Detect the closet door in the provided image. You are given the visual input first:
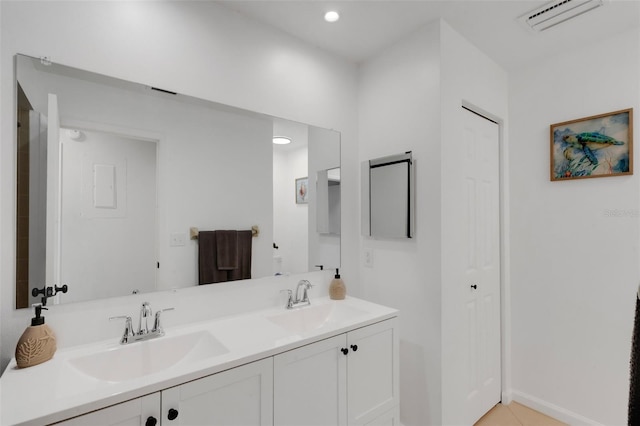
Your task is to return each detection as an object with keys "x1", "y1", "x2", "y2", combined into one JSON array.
[{"x1": 443, "y1": 107, "x2": 501, "y2": 425}]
